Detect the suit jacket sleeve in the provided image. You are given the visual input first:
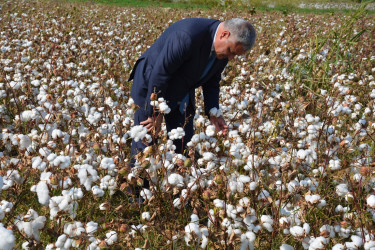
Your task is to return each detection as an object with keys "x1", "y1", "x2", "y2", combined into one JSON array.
[
  {"x1": 145, "y1": 31, "x2": 192, "y2": 117},
  {"x1": 203, "y1": 70, "x2": 221, "y2": 117}
]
